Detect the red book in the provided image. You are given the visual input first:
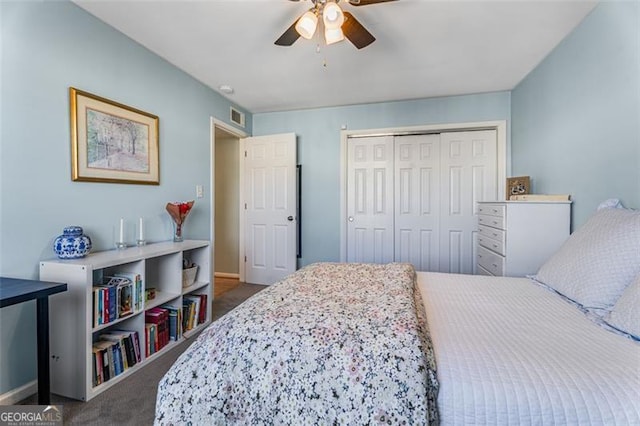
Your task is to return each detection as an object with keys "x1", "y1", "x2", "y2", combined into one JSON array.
[
  {"x1": 145, "y1": 311, "x2": 162, "y2": 351},
  {"x1": 103, "y1": 287, "x2": 110, "y2": 323},
  {"x1": 198, "y1": 294, "x2": 208, "y2": 324},
  {"x1": 146, "y1": 307, "x2": 169, "y2": 349}
]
